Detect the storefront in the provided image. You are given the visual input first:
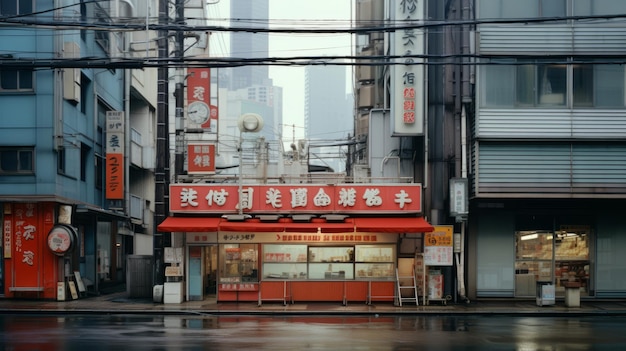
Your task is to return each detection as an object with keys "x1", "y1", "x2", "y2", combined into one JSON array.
[
  {"x1": 471, "y1": 199, "x2": 626, "y2": 299},
  {"x1": 158, "y1": 183, "x2": 434, "y2": 303}
]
